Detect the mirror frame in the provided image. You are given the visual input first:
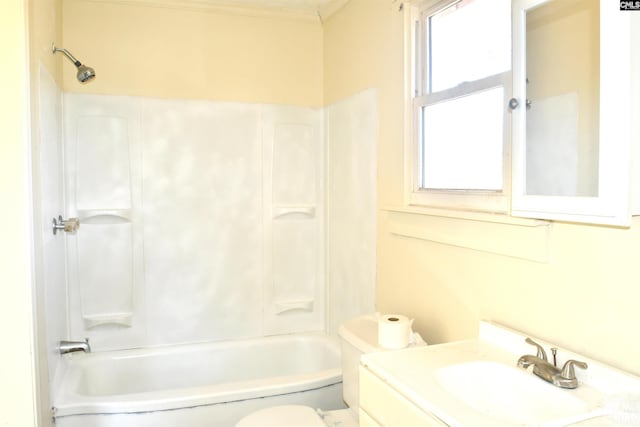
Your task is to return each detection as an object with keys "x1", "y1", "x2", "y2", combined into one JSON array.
[{"x1": 511, "y1": 0, "x2": 632, "y2": 226}]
